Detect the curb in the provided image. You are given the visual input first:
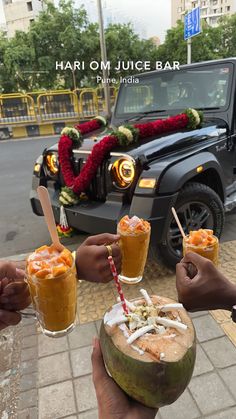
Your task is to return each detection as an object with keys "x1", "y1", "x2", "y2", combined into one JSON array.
[
  {"x1": 0, "y1": 119, "x2": 80, "y2": 140},
  {"x1": 0, "y1": 253, "x2": 28, "y2": 262}
]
